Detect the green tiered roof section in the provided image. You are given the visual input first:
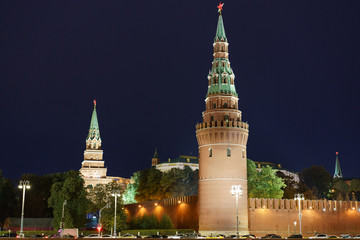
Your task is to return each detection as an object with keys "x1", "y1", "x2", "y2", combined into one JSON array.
[
  {"x1": 87, "y1": 104, "x2": 101, "y2": 141},
  {"x1": 207, "y1": 14, "x2": 238, "y2": 97}
]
